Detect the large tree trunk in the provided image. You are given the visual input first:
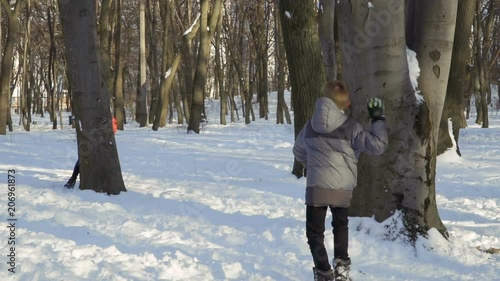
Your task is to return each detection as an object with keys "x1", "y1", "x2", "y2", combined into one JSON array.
[
  {"x1": 187, "y1": 0, "x2": 222, "y2": 133},
  {"x1": 59, "y1": 0, "x2": 126, "y2": 195},
  {"x1": 317, "y1": 0, "x2": 337, "y2": 81},
  {"x1": 279, "y1": 0, "x2": 326, "y2": 177},
  {"x1": 437, "y1": 0, "x2": 476, "y2": 156},
  {"x1": 0, "y1": 0, "x2": 24, "y2": 135},
  {"x1": 136, "y1": 0, "x2": 148, "y2": 127},
  {"x1": 339, "y1": 0, "x2": 456, "y2": 239},
  {"x1": 412, "y1": 0, "x2": 457, "y2": 235}
]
